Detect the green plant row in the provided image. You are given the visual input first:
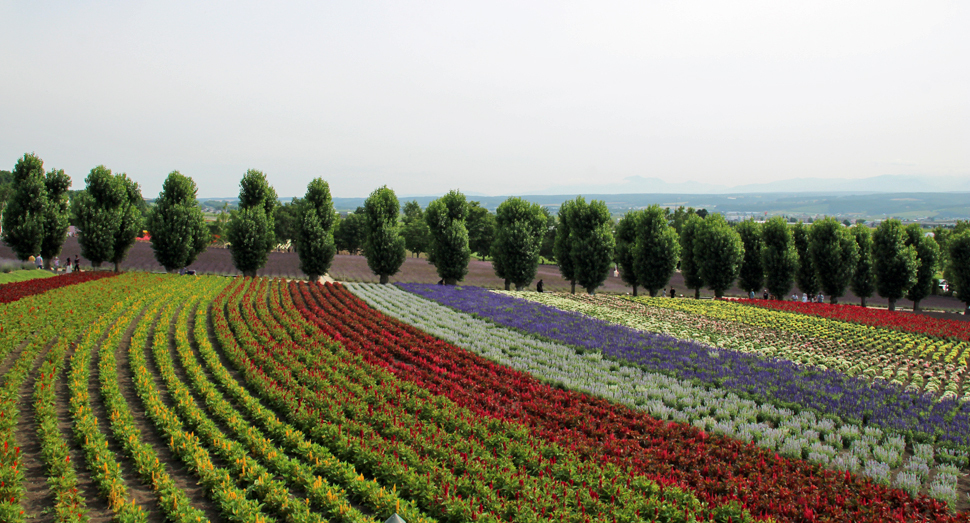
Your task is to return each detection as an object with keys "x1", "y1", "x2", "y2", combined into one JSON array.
[
  {"x1": 34, "y1": 336, "x2": 89, "y2": 523},
  {"x1": 195, "y1": 281, "x2": 433, "y2": 523},
  {"x1": 173, "y1": 285, "x2": 379, "y2": 521},
  {"x1": 2, "y1": 274, "x2": 134, "y2": 522},
  {"x1": 68, "y1": 276, "x2": 159, "y2": 523},
  {"x1": 95, "y1": 277, "x2": 212, "y2": 523},
  {"x1": 144, "y1": 278, "x2": 330, "y2": 523},
  {"x1": 126, "y1": 279, "x2": 274, "y2": 523}
]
